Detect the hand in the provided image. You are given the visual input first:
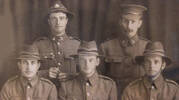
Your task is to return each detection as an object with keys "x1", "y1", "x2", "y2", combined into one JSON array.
[
  {"x1": 49, "y1": 67, "x2": 60, "y2": 78},
  {"x1": 57, "y1": 72, "x2": 68, "y2": 80}
]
